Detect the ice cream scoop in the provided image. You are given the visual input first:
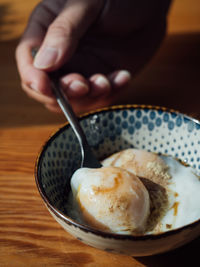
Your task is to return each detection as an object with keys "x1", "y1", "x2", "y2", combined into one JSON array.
[{"x1": 71, "y1": 166, "x2": 150, "y2": 234}]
